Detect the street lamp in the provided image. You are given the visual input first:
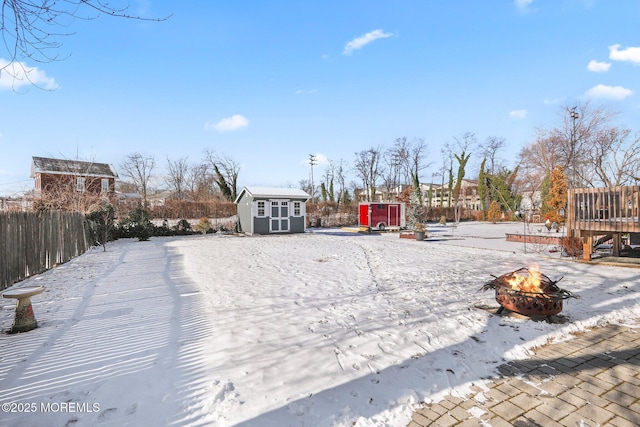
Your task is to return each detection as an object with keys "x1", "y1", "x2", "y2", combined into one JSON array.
[
  {"x1": 569, "y1": 107, "x2": 579, "y2": 259},
  {"x1": 569, "y1": 107, "x2": 579, "y2": 188}
]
